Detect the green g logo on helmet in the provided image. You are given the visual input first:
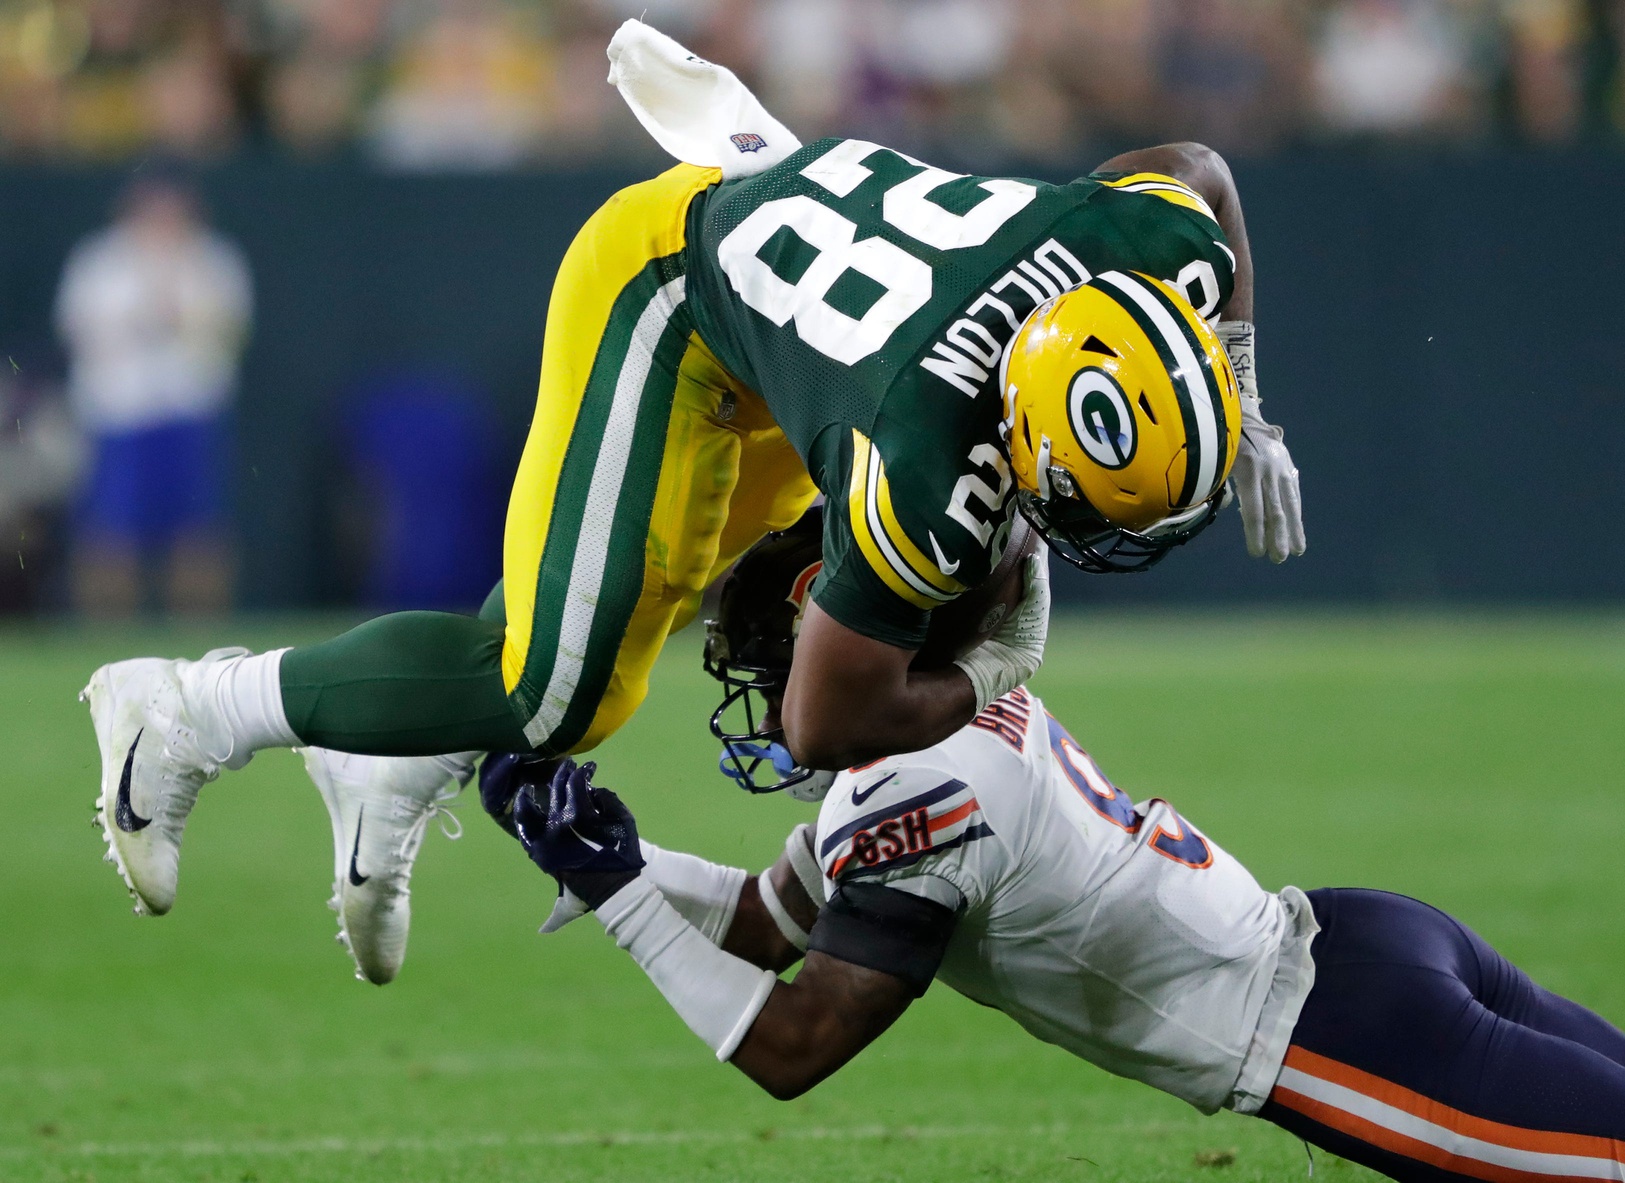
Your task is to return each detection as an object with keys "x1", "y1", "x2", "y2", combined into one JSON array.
[{"x1": 1067, "y1": 367, "x2": 1137, "y2": 471}]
